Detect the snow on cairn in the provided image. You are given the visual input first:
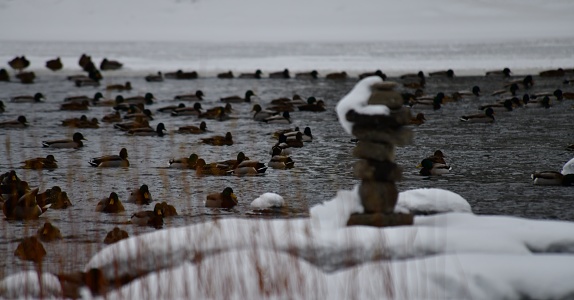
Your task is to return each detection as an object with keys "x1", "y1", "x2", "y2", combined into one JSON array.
[{"x1": 395, "y1": 188, "x2": 472, "y2": 215}]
